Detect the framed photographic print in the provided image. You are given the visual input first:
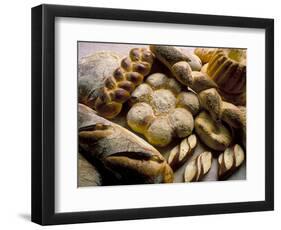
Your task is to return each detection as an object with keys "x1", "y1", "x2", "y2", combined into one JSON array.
[{"x1": 31, "y1": 4, "x2": 274, "y2": 225}]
